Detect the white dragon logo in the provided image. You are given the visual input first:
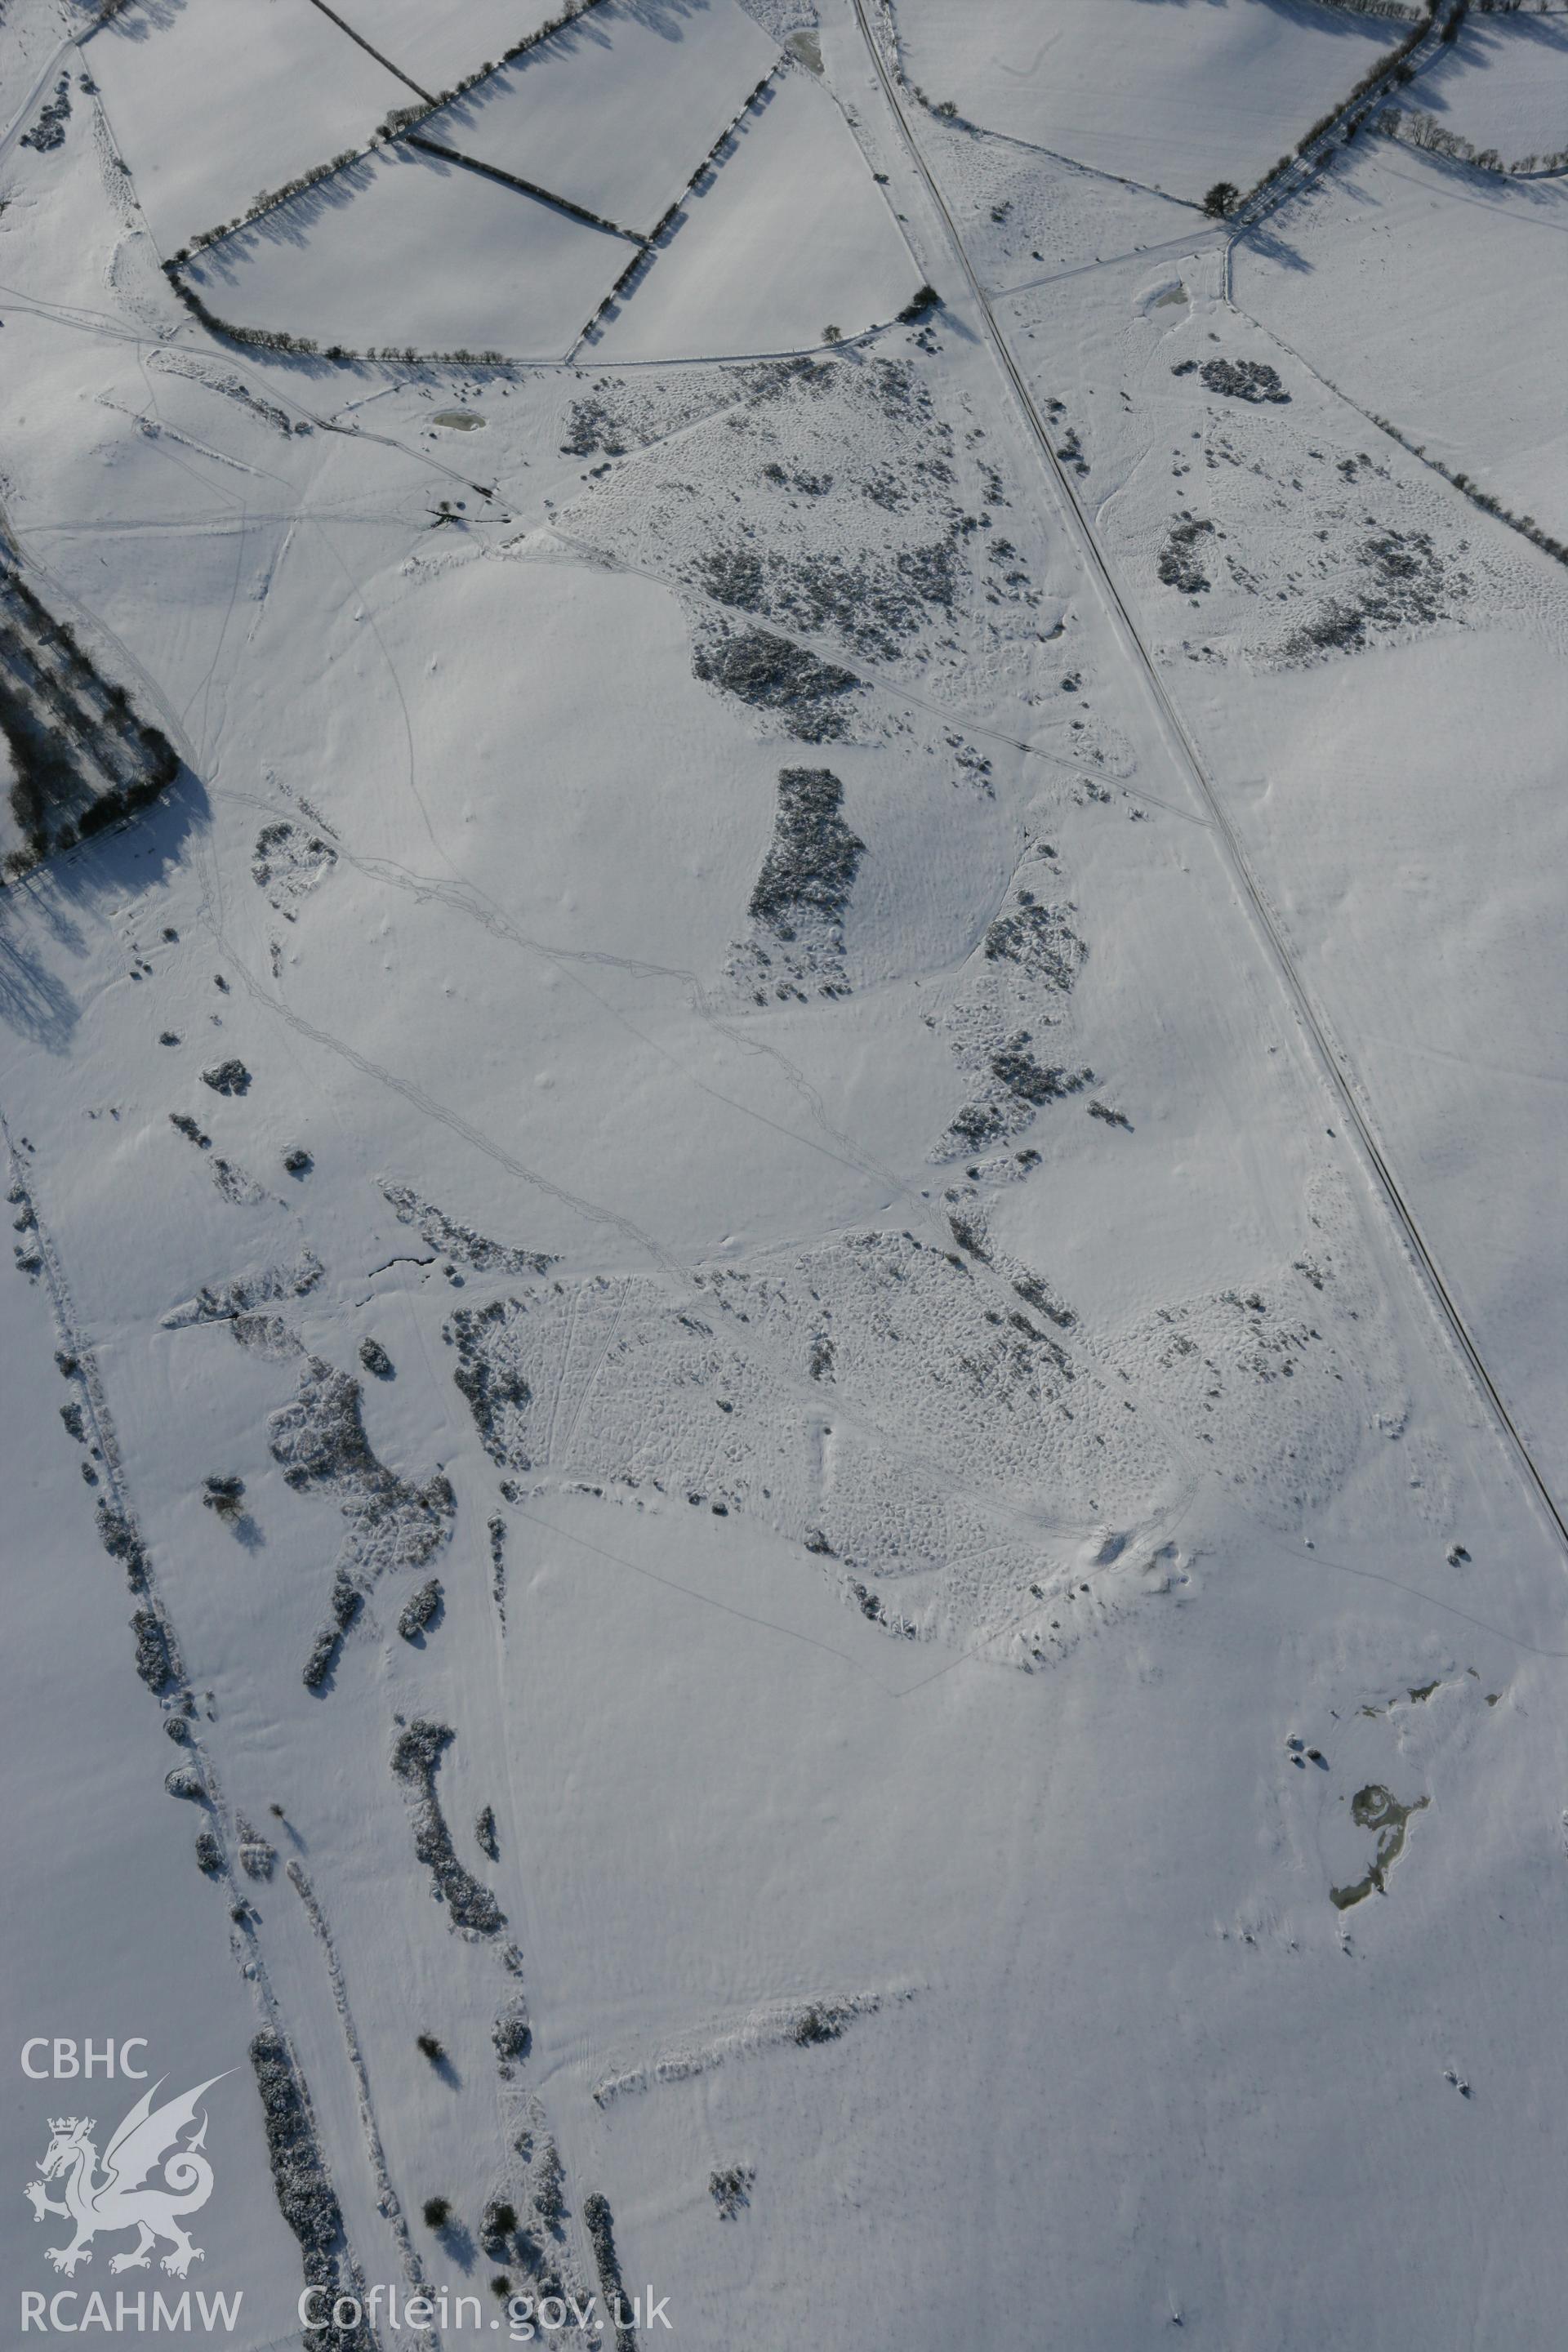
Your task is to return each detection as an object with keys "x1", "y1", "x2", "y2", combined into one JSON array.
[{"x1": 24, "y1": 2075, "x2": 228, "y2": 2278}]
